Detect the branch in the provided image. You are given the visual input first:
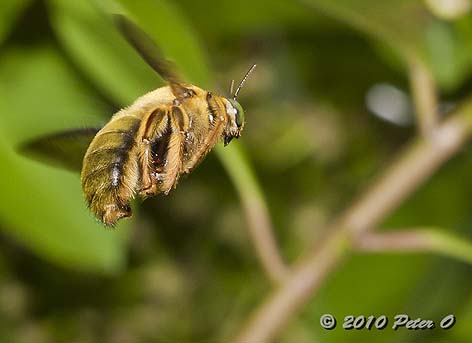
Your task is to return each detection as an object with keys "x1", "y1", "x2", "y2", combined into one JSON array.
[
  {"x1": 409, "y1": 59, "x2": 439, "y2": 137},
  {"x1": 354, "y1": 229, "x2": 434, "y2": 251},
  {"x1": 231, "y1": 230, "x2": 349, "y2": 343},
  {"x1": 216, "y1": 144, "x2": 289, "y2": 284},
  {"x1": 338, "y1": 109, "x2": 471, "y2": 237},
  {"x1": 355, "y1": 228, "x2": 472, "y2": 265},
  {"x1": 231, "y1": 98, "x2": 472, "y2": 343}
]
